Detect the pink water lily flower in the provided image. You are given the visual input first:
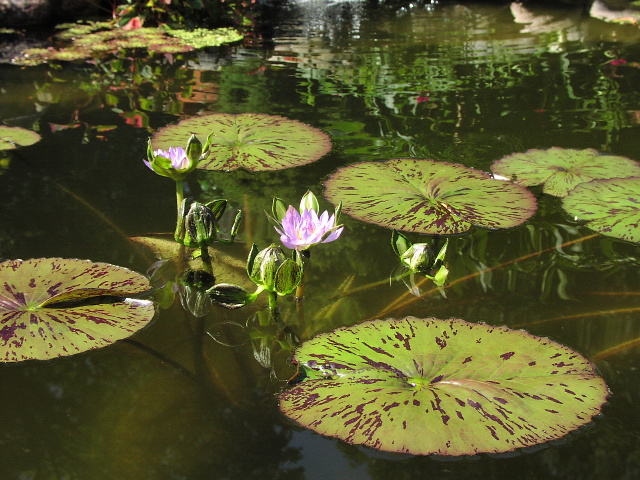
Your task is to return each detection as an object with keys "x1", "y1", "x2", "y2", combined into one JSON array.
[
  {"x1": 144, "y1": 146, "x2": 190, "y2": 171},
  {"x1": 276, "y1": 205, "x2": 343, "y2": 251}
]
